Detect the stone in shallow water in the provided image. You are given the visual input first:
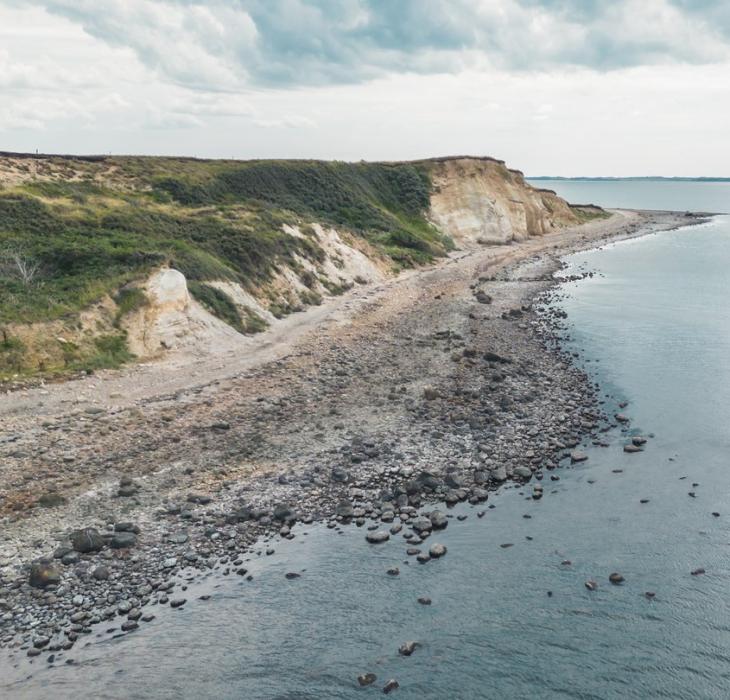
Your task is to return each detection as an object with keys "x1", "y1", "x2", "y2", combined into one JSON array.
[
  {"x1": 366, "y1": 531, "x2": 390, "y2": 544},
  {"x1": 383, "y1": 679, "x2": 400, "y2": 694},
  {"x1": 429, "y1": 543, "x2": 447, "y2": 559},
  {"x1": 429, "y1": 511, "x2": 448, "y2": 530},
  {"x1": 398, "y1": 641, "x2": 418, "y2": 656},
  {"x1": 357, "y1": 673, "x2": 377, "y2": 687},
  {"x1": 609, "y1": 572, "x2": 625, "y2": 585}
]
